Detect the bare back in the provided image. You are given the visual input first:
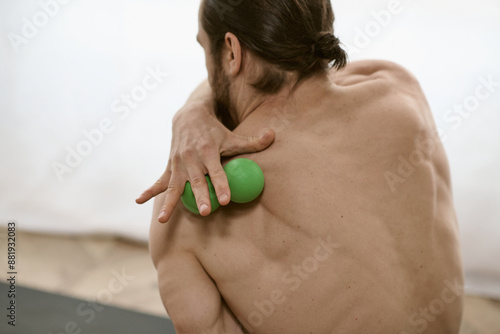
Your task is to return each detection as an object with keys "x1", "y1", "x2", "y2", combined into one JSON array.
[{"x1": 150, "y1": 60, "x2": 463, "y2": 334}]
